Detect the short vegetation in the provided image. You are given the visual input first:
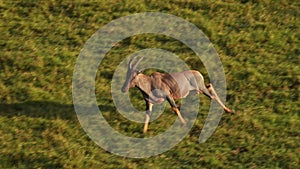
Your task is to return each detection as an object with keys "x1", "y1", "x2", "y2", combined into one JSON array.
[{"x1": 0, "y1": 0, "x2": 299, "y2": 168}]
